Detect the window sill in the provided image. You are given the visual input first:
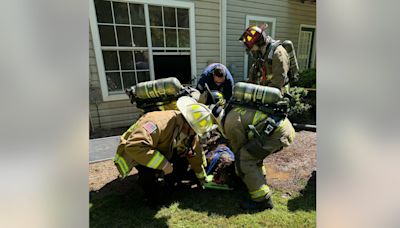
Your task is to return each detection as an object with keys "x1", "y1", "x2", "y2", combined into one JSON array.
[{"x1": 102, "y1": 93, "x2": 130, "y2": 102}]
